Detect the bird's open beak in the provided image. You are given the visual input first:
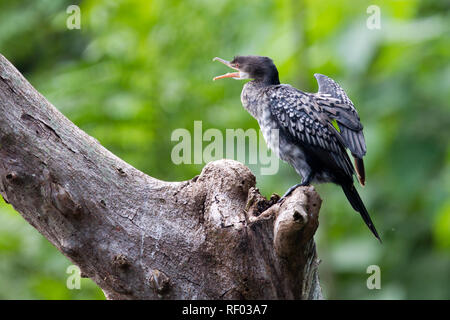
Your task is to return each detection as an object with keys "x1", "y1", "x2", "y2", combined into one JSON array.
[{"x1": 212, "y1": 57, "x2": 241, "y2": 80}]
